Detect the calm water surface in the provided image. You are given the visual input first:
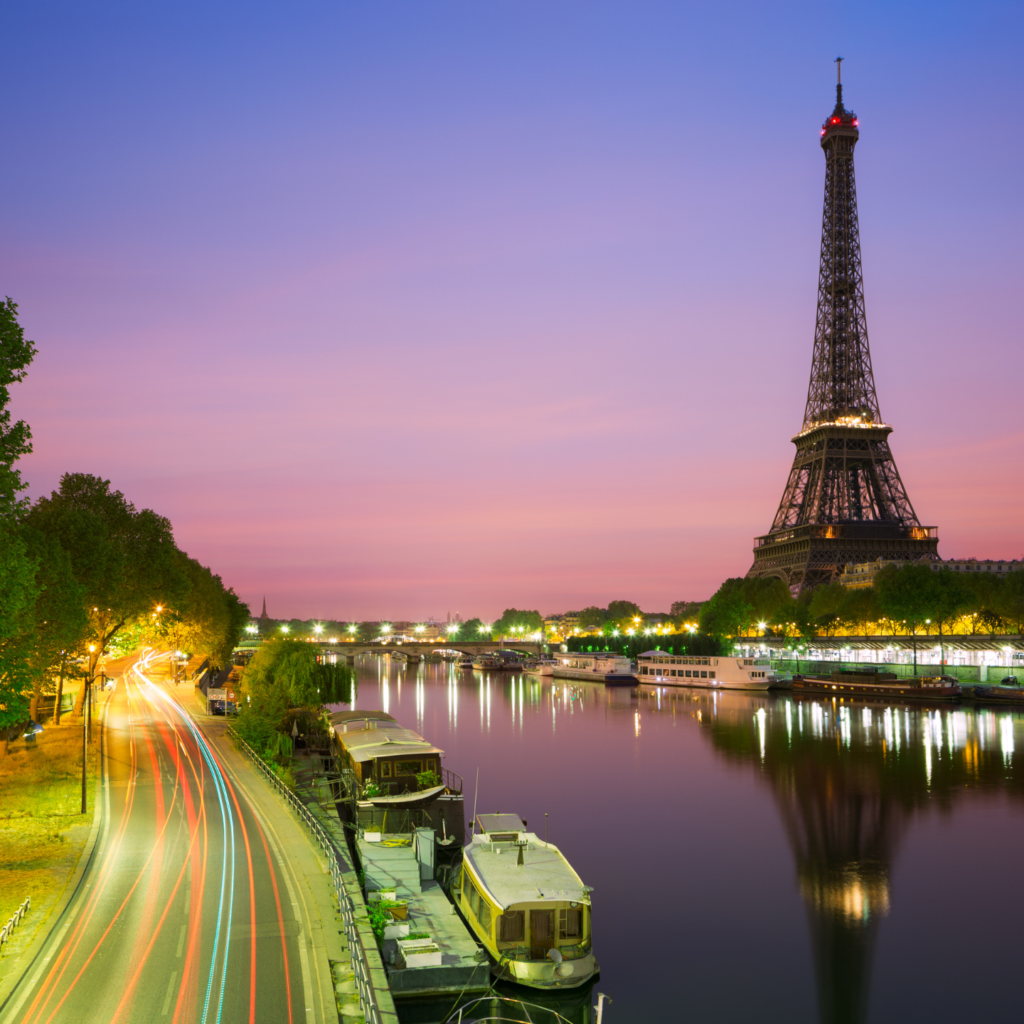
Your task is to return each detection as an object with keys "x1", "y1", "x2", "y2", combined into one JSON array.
[{"x1": 339, "y1": 656, "x2": 1024, "y2": 1024}]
